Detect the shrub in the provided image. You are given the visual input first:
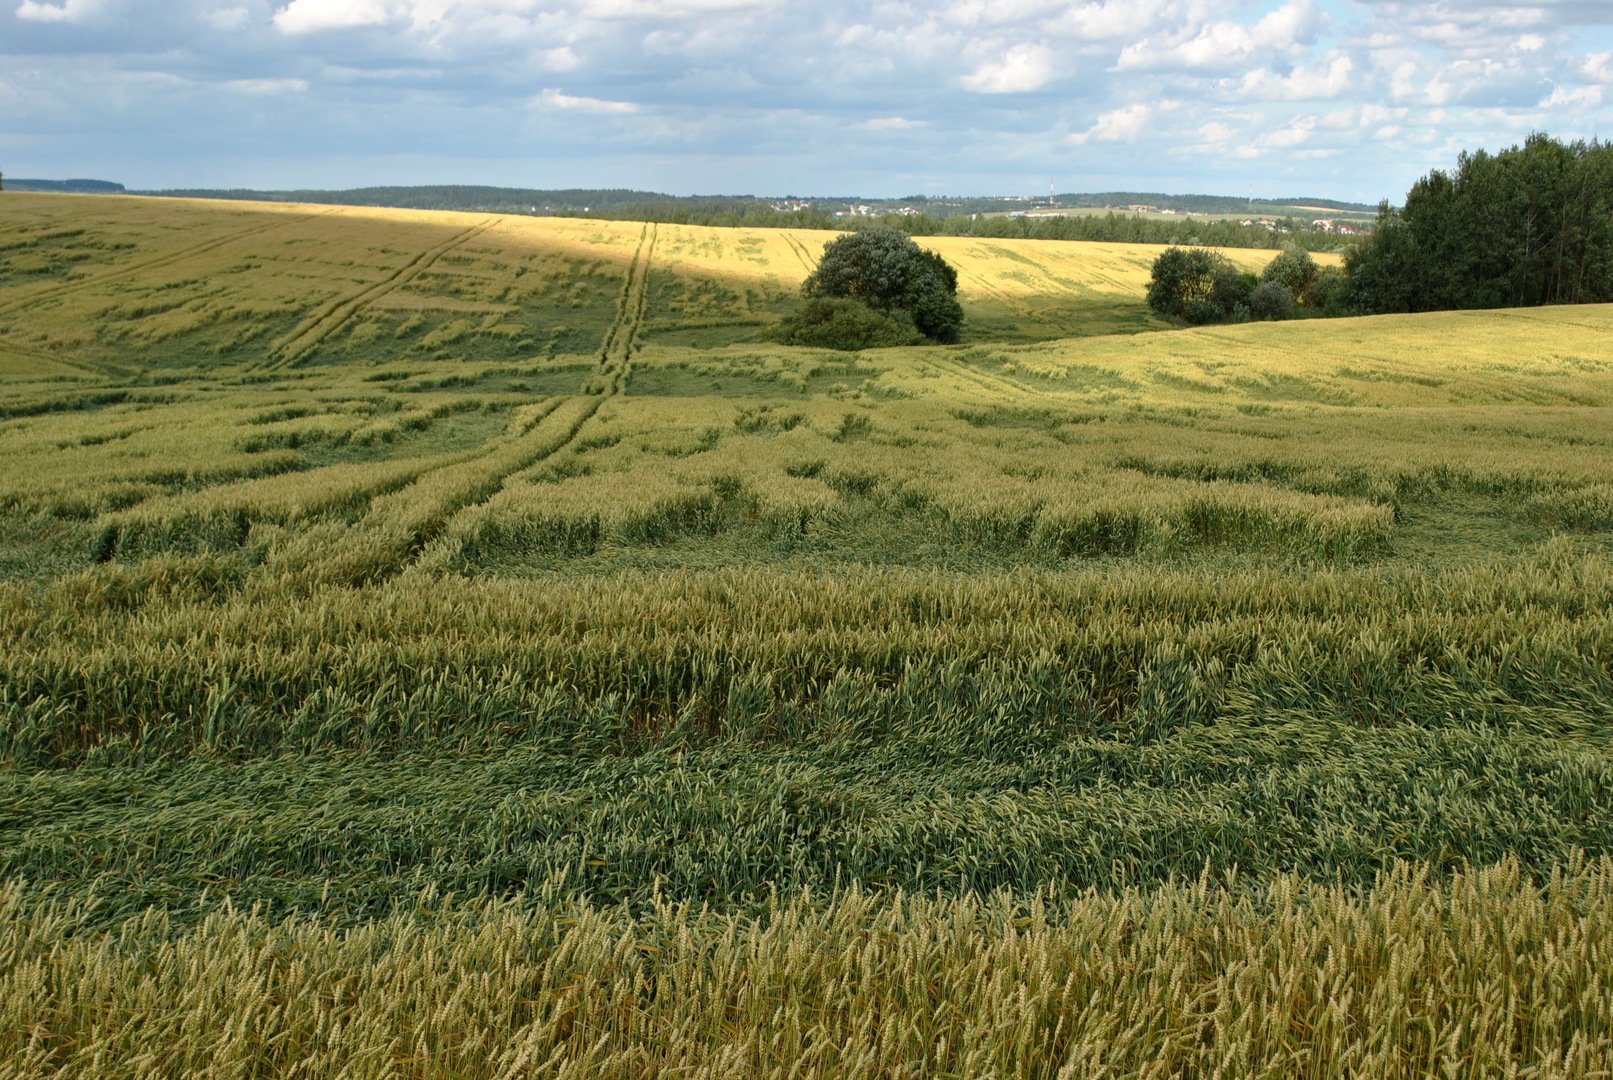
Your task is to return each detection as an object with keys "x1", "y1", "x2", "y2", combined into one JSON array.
[
  {"x1": 778, "y1": 298, "x2": 924, "y2": 351},
  {"x1": 1248, "y1": 280, "x2": 1295, "y2": 320},
  {"x1": 1302, "y1": 267, "x2": 1350, "y2": 314},
  {"x1": 801, "y1": 228, "x2": 963, "y2": 344},
  {"x1": 1261, "y1": 244, "x2": 1320, "y2": 297},
  {"x1": 1147, "y1": 247, "x2": 1242, "y2": 324}
]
